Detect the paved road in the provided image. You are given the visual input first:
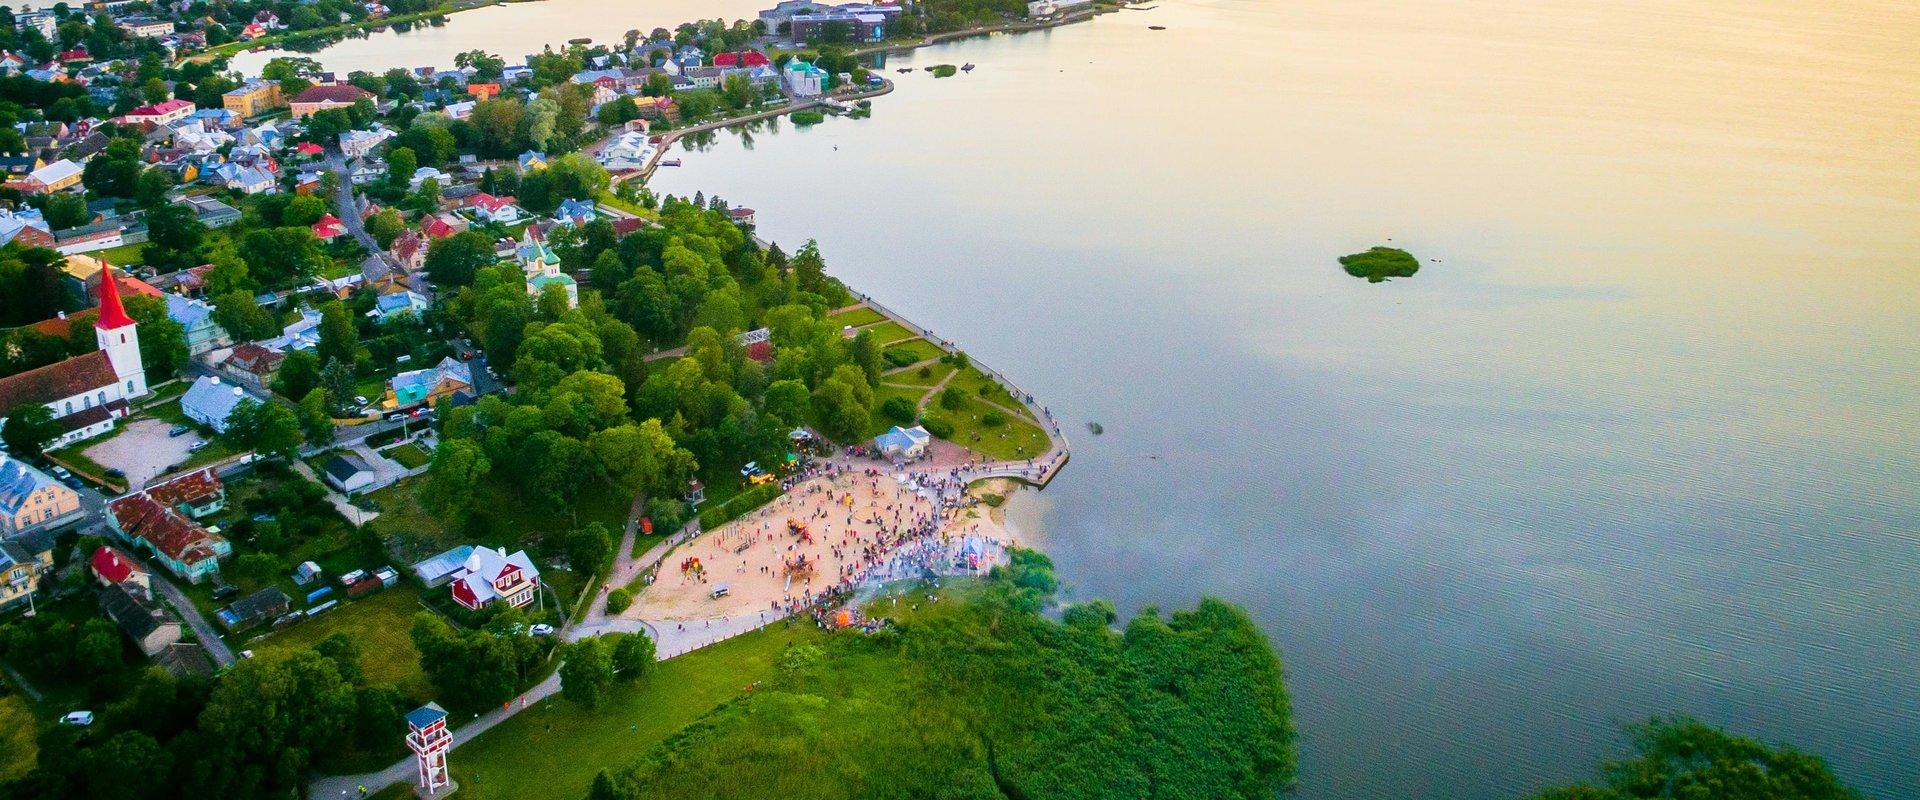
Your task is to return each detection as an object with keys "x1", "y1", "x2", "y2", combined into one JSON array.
[
  {"x1": 324, "y1": 152, "x2": 384, "y2": 256},
  {"x1": 148, "y1": 568, "x2": 237, "y2": 667}
]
